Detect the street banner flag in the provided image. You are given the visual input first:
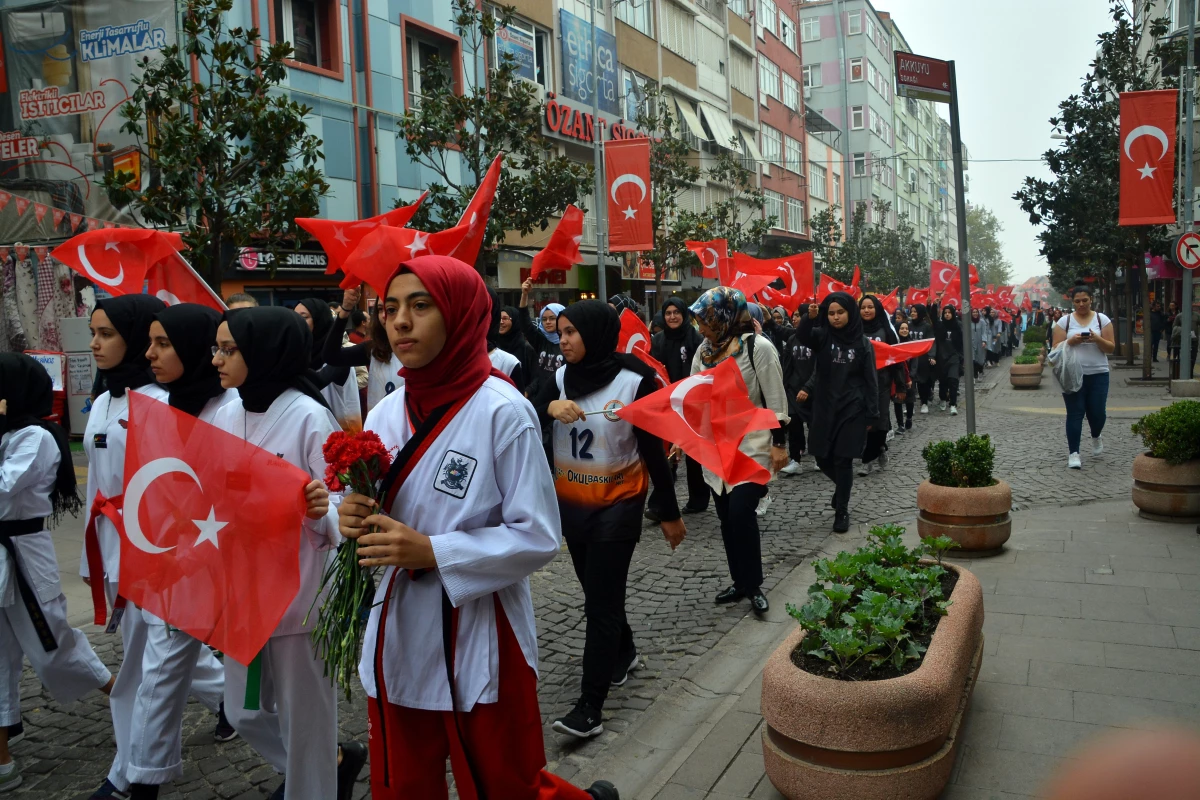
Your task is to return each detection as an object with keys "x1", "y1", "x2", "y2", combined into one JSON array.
[
  {"x1": 296, "y1": 191, "x2": 427, "y2": 277},
  {"x1": 147, "y1": 254, "x2": 227, "y2": 312},
  {"x1": 14, "y1": 196, "x2": 29, "y2": 217},
  {"x1": 930, "y1": 260, "x2": 978, "y2": 293},
  {"x1": 686, "y1": 239, "x2": 729, "y2": 279},
  {"x1": 338, "y1": 224, "x2": 470, "y2": 298},
  {"x1": 530, "y1": 205, "x2": 584, "y2": 280},
  {"x1": 906, "y1": 287, "x2": 930, "y2": 305},
  {"x1": 52, "y1": 208, "x2": 66, "y2": 228},
  {"x1": 817, "y1": 272, "x2": 855, "y2": 302},
  {"x1": 872, "y1": 338, "x2": 934, "y2": 369},
  {"x1": 878, "y1": 287, "x2": 901, "y2": 314},
  {"x1": 33, "y1": 202, "x2": 48, "y2": 223},
  {"x1": 740, "y1": 253, "x2": 814, "y2": 315},
  {"x1": 52, "y1": 229, "x2": 185, "y2": 297},
  {"x1": 605, "y1": 138, "x2": 653, "y2": 251},
  {"x1": 121, "y1": 394, "x2": 307, "y2": 666},
  {"x1": 615, "y1": 357, "x2": 779, "y2": 486},
  {"x1": 1118, "y1": 90, "x2": 1178, "y2": 226},
  {"x1": 446, "y1": 154, "x2": 503, "y2": 267},
  {"x1": 618, "y1": 309, "x2": 652, "y2": 354}
]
